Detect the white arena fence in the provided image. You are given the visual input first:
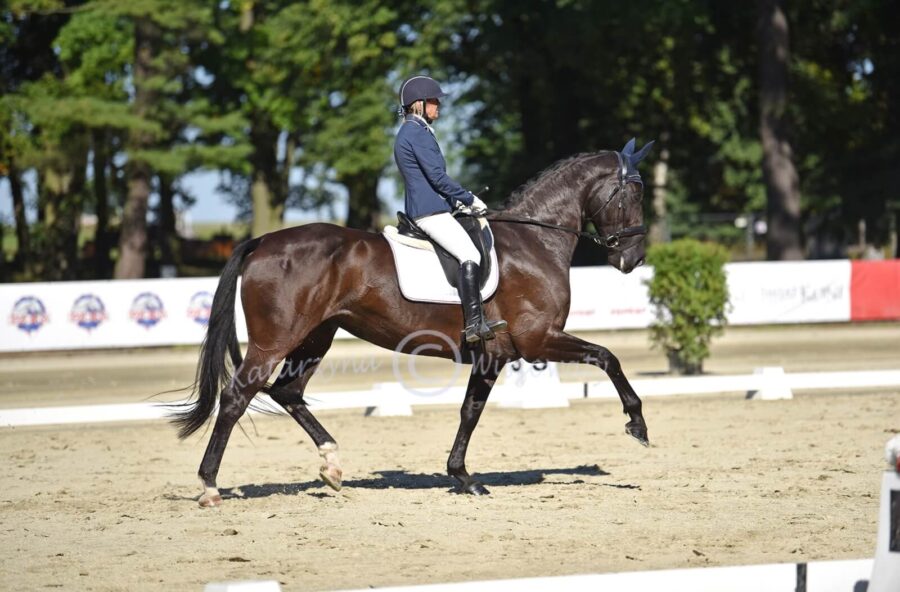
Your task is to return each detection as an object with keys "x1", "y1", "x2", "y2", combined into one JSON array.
[{"x1": 0, "y1": 259, "x2": 898, "y2": 353}]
